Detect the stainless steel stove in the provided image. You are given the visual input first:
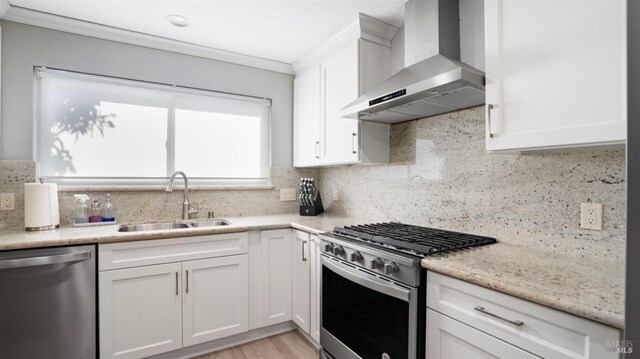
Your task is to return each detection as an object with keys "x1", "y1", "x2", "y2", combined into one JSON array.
[{"x1": 318, "y1": 222, "x2": 496, "y2": 359}]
